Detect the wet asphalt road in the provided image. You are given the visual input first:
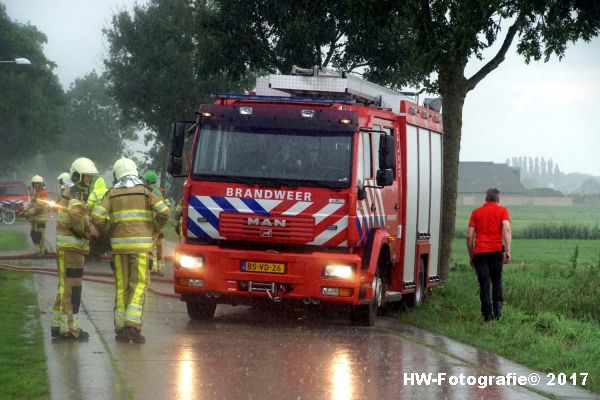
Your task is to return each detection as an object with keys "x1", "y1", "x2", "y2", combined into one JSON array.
[{"x1": 2, "y1": 219, "x2": 598, "y2": 400}]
